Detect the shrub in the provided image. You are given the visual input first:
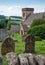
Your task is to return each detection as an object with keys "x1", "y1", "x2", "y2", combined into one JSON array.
[
  {"x1": 35, "y1": 36, "x2": 42, "y2": 41},
  {"x1": 28, "y1": 24, "x2": 45, "y2": 39},
  {"x1": 31, "y1": 18, "x2": 45, "y2": 27},
  {"x1": 0, "y1": 19, "x2": 8, "y2": 29},
  {"x1": 6, "y1": 23, "x2": 11, "y2": 30},
  {"x1": 0, "y1": 19, "x2": 7, "y2": 28}
]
